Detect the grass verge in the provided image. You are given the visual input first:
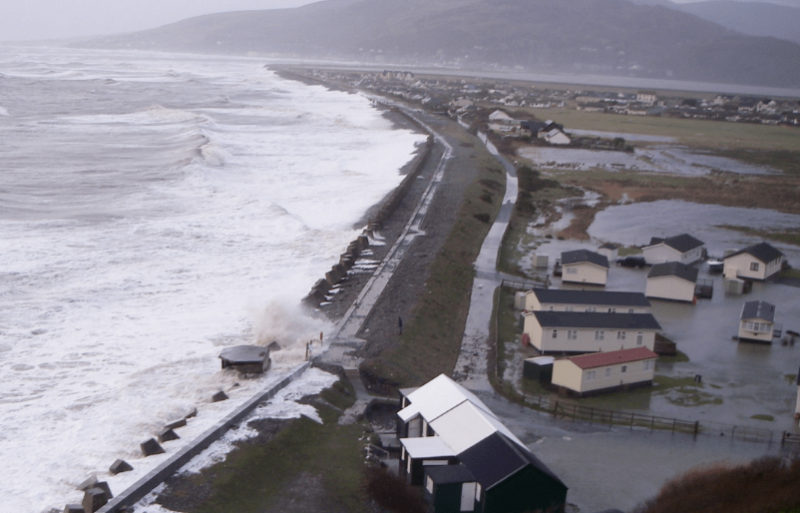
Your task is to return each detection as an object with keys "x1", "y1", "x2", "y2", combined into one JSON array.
[
  {"x1": 161, "y1": 375, "x2": 369, "y2": 513},
  {"x1": 718, "y1": 225, "x2": 800, "y2": 247},
  {"x1": 362, "y1": 134, "x2": 505, "y2": 389}
]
